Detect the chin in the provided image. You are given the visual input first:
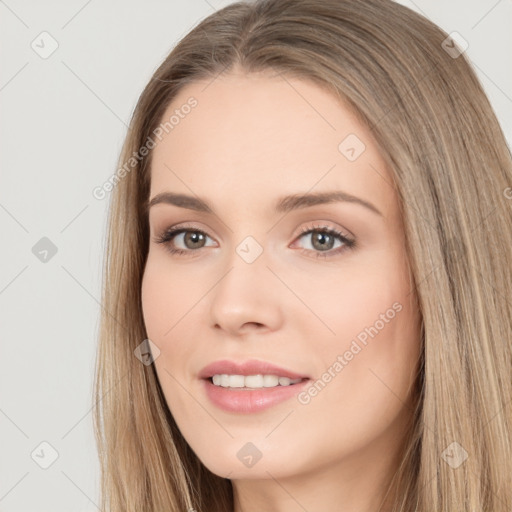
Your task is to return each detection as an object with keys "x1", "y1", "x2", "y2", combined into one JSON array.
[{"x1": 187, "y1": 434, "x2": 314, "y2": 481}]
